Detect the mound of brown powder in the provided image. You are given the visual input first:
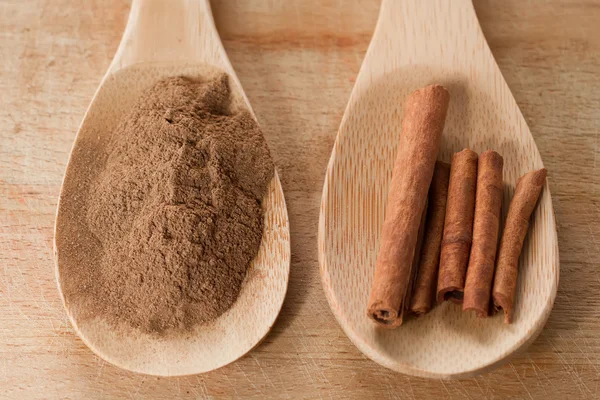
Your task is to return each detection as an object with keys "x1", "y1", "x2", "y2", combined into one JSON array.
[{"x1": 85, "y1": 74, "x2": 273, "y2": 334}]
